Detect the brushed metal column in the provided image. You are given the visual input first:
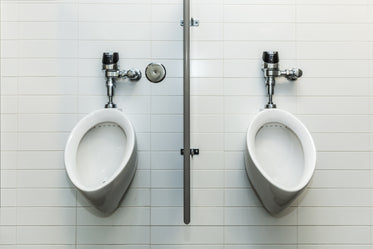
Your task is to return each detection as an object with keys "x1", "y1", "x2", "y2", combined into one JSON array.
[{"x1": 183, "y1": 0, "x2": 191, "y2": 225}]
